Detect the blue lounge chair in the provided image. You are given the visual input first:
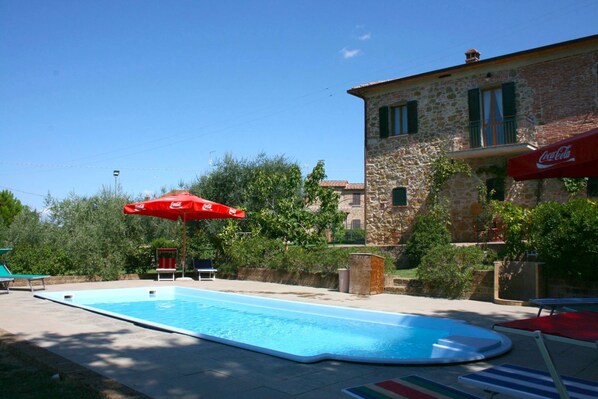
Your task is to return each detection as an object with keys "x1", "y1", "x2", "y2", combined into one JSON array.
[
  {"x1": 530, "y1": 297, "x2": 598, "y2": 316},
  {"x1": 193, "y1": 259, "x2": 217, "y2": 281},
  {"x1": 0, "y1": 264, "x2": 49, "y2": 292}
]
